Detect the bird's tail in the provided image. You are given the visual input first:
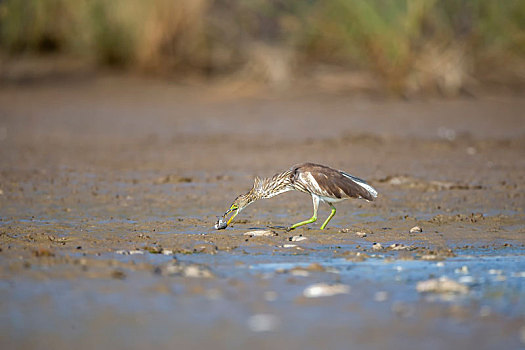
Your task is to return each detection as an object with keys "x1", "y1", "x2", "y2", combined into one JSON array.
[{"x1": 342, "y1": 172, "x2": 378, "y2": 199}]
